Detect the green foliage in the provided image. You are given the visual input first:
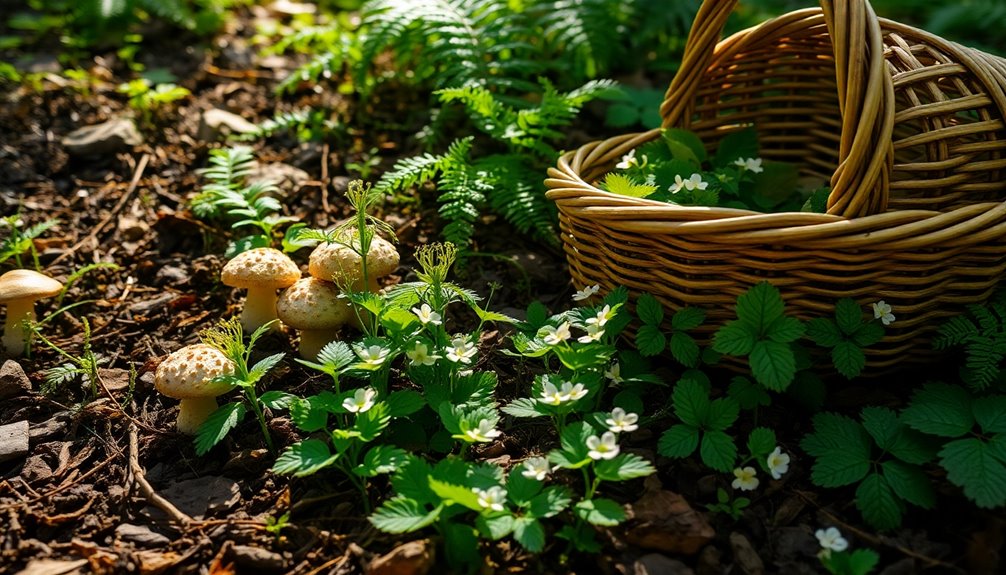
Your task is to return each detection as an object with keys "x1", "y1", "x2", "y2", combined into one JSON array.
[
  {"x1": 712, "y1": 282, "x2": 804, "y2": 390},
  {"x1": 633, "y1": 293, "x2": 705, "y2": 367},
  {"x1": 933, "y1": 293, "x2": 1006, "y2": 391},
  {"x1": 657, "y1": 379, "x2": 740, "y2": 472},
  {"x1": 801, "y1": 409, "x2": 937, "y2": 530},
  {"x1": 820, "y1": 548, "x2": 881, "y2": 575},
  {"x1": 0, "y1": 215, "x2": 59, "y2": 271},
  {"x1": 117, "y1": 78, "x2": 190, "y2": 124},
  {"x1": 805, "y1": 298, "x2": 886, "y2": 379},
  {"x1": 37, "y1": 318, "x2": 104, "y2": 401},
  {"x1": 706, "y1": 487, "x2": 750, "y2": 521}
]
